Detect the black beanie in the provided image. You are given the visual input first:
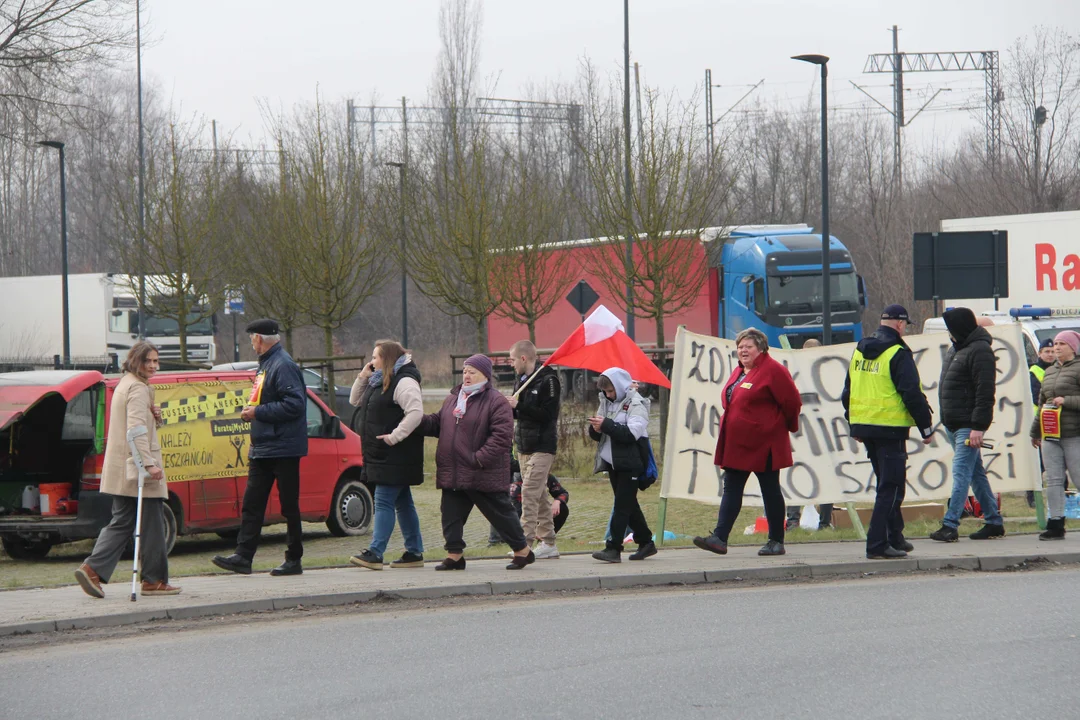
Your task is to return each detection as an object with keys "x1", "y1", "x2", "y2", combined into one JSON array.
[{"x1": 942, "y1": 307, "x2": 978, "y2": 344}]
